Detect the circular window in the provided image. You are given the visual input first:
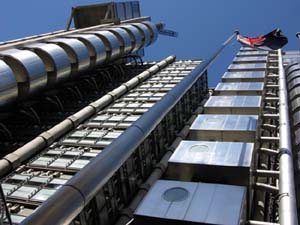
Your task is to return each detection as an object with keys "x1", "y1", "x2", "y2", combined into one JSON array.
[
  {"x1": 189, "y1": 144, "x2": 209, "y2": 153},
  {"x1": 163, "y1": 187, "x2": 189, "y2": 202}
]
